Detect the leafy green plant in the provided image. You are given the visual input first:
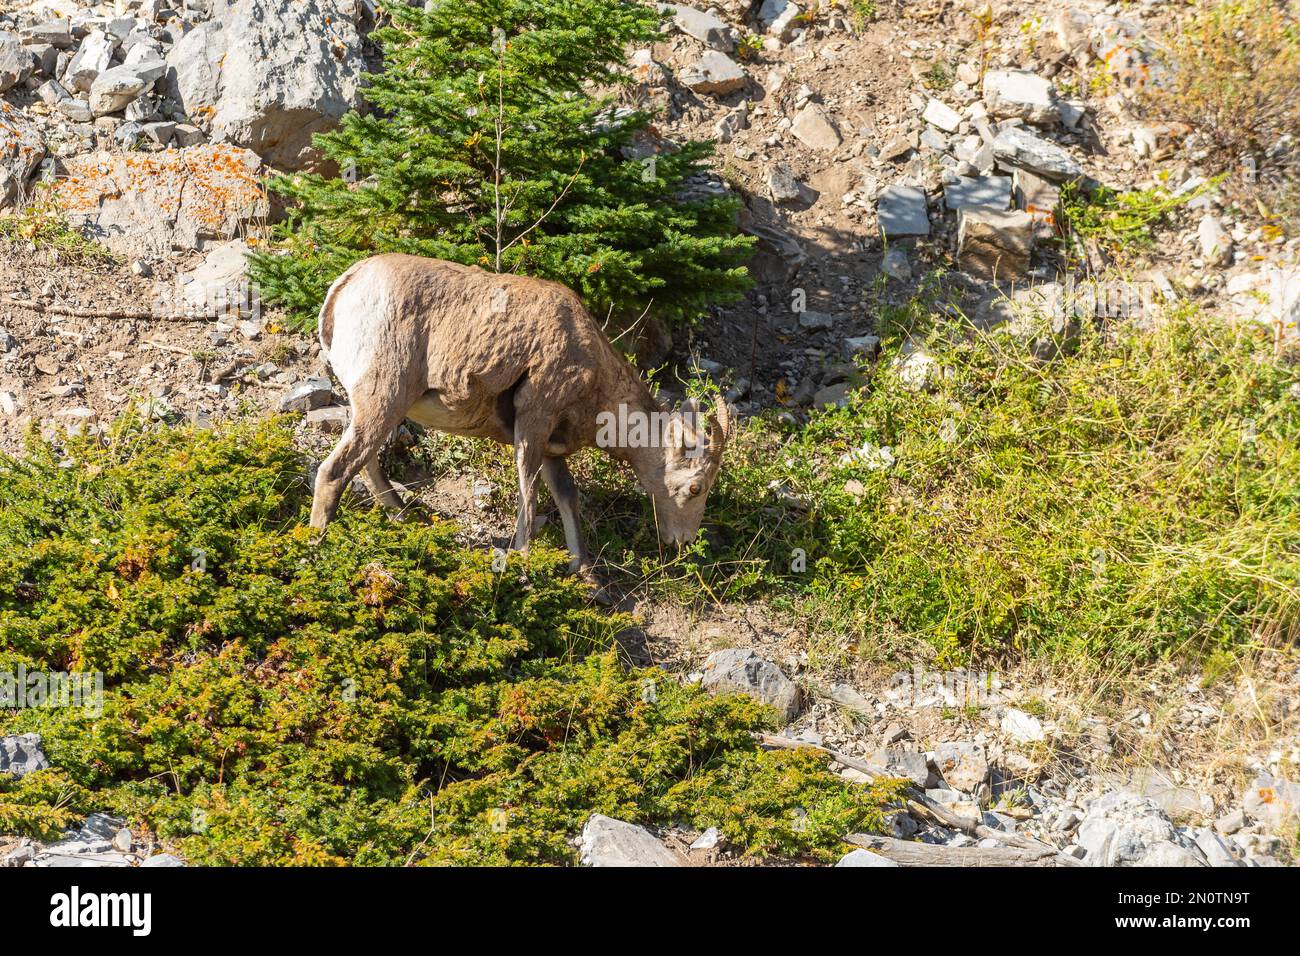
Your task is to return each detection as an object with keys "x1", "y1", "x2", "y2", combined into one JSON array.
[
  {"x1": 247, "y1": 0, "x2": 753, "y2": 332},
  {"x1": 0, "y1": 416, "x2": 898, "y2": 864},
  {"x1": 848, "y1": 0, "x2": 877, "y2": 28},
  {"x1": 1059, "y1": 179, "x2": 1217, "y2": 255}
]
